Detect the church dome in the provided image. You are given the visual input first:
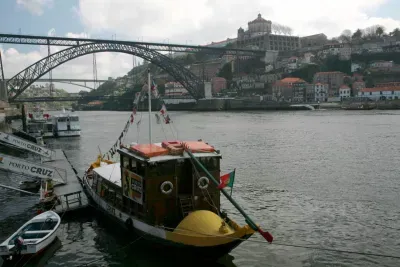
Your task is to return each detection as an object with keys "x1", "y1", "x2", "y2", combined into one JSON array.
[{"x1": 249, "y1": 13, "x2": 268, "y2": 24}]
